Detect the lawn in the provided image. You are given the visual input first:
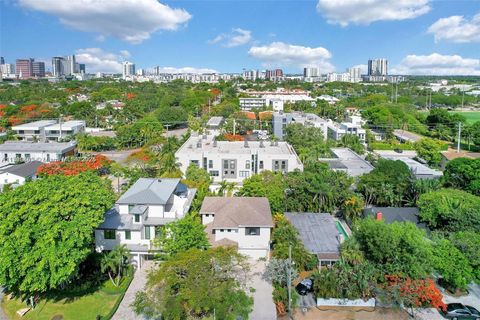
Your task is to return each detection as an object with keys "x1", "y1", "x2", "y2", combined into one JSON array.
[
  {"x1": 450, "y1": 111, "x2": 480, "y2": 124},
  {"x1": 1, "y1": 277, "x2": 131, "y2": 320}
]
